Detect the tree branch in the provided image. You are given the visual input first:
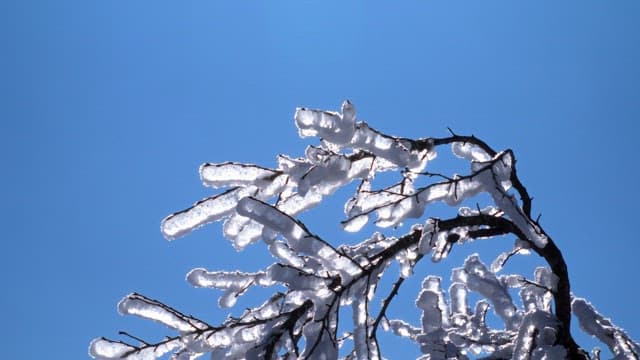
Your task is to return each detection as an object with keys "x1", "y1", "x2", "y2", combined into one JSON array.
[{"x1": 370, "y1": 276, "x2": 406, "y2": 340}]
